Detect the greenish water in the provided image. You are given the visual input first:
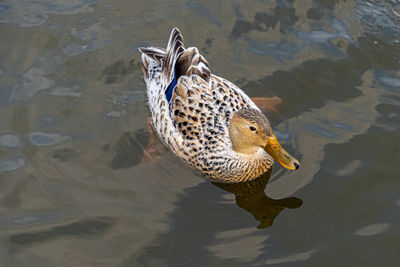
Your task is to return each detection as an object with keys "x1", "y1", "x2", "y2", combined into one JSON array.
[{"x1": 1, "y1": 0, "x2": 400, "y2": 266}]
